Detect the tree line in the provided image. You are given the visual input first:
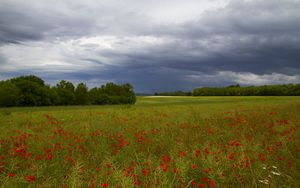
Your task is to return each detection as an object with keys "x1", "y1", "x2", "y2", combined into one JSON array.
[
  {"x1": 153, "y1": 84, "x2": 300, "y2": 96},
  {"x1": 0, "y1": 75, "x2": 136, "y2": 107},
  {"x1": 193, "y1": 84, "x2": 300, "y2": 96},
  {"x1": 154, "y1": 91, "x2": 192, "y2": 96}
]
